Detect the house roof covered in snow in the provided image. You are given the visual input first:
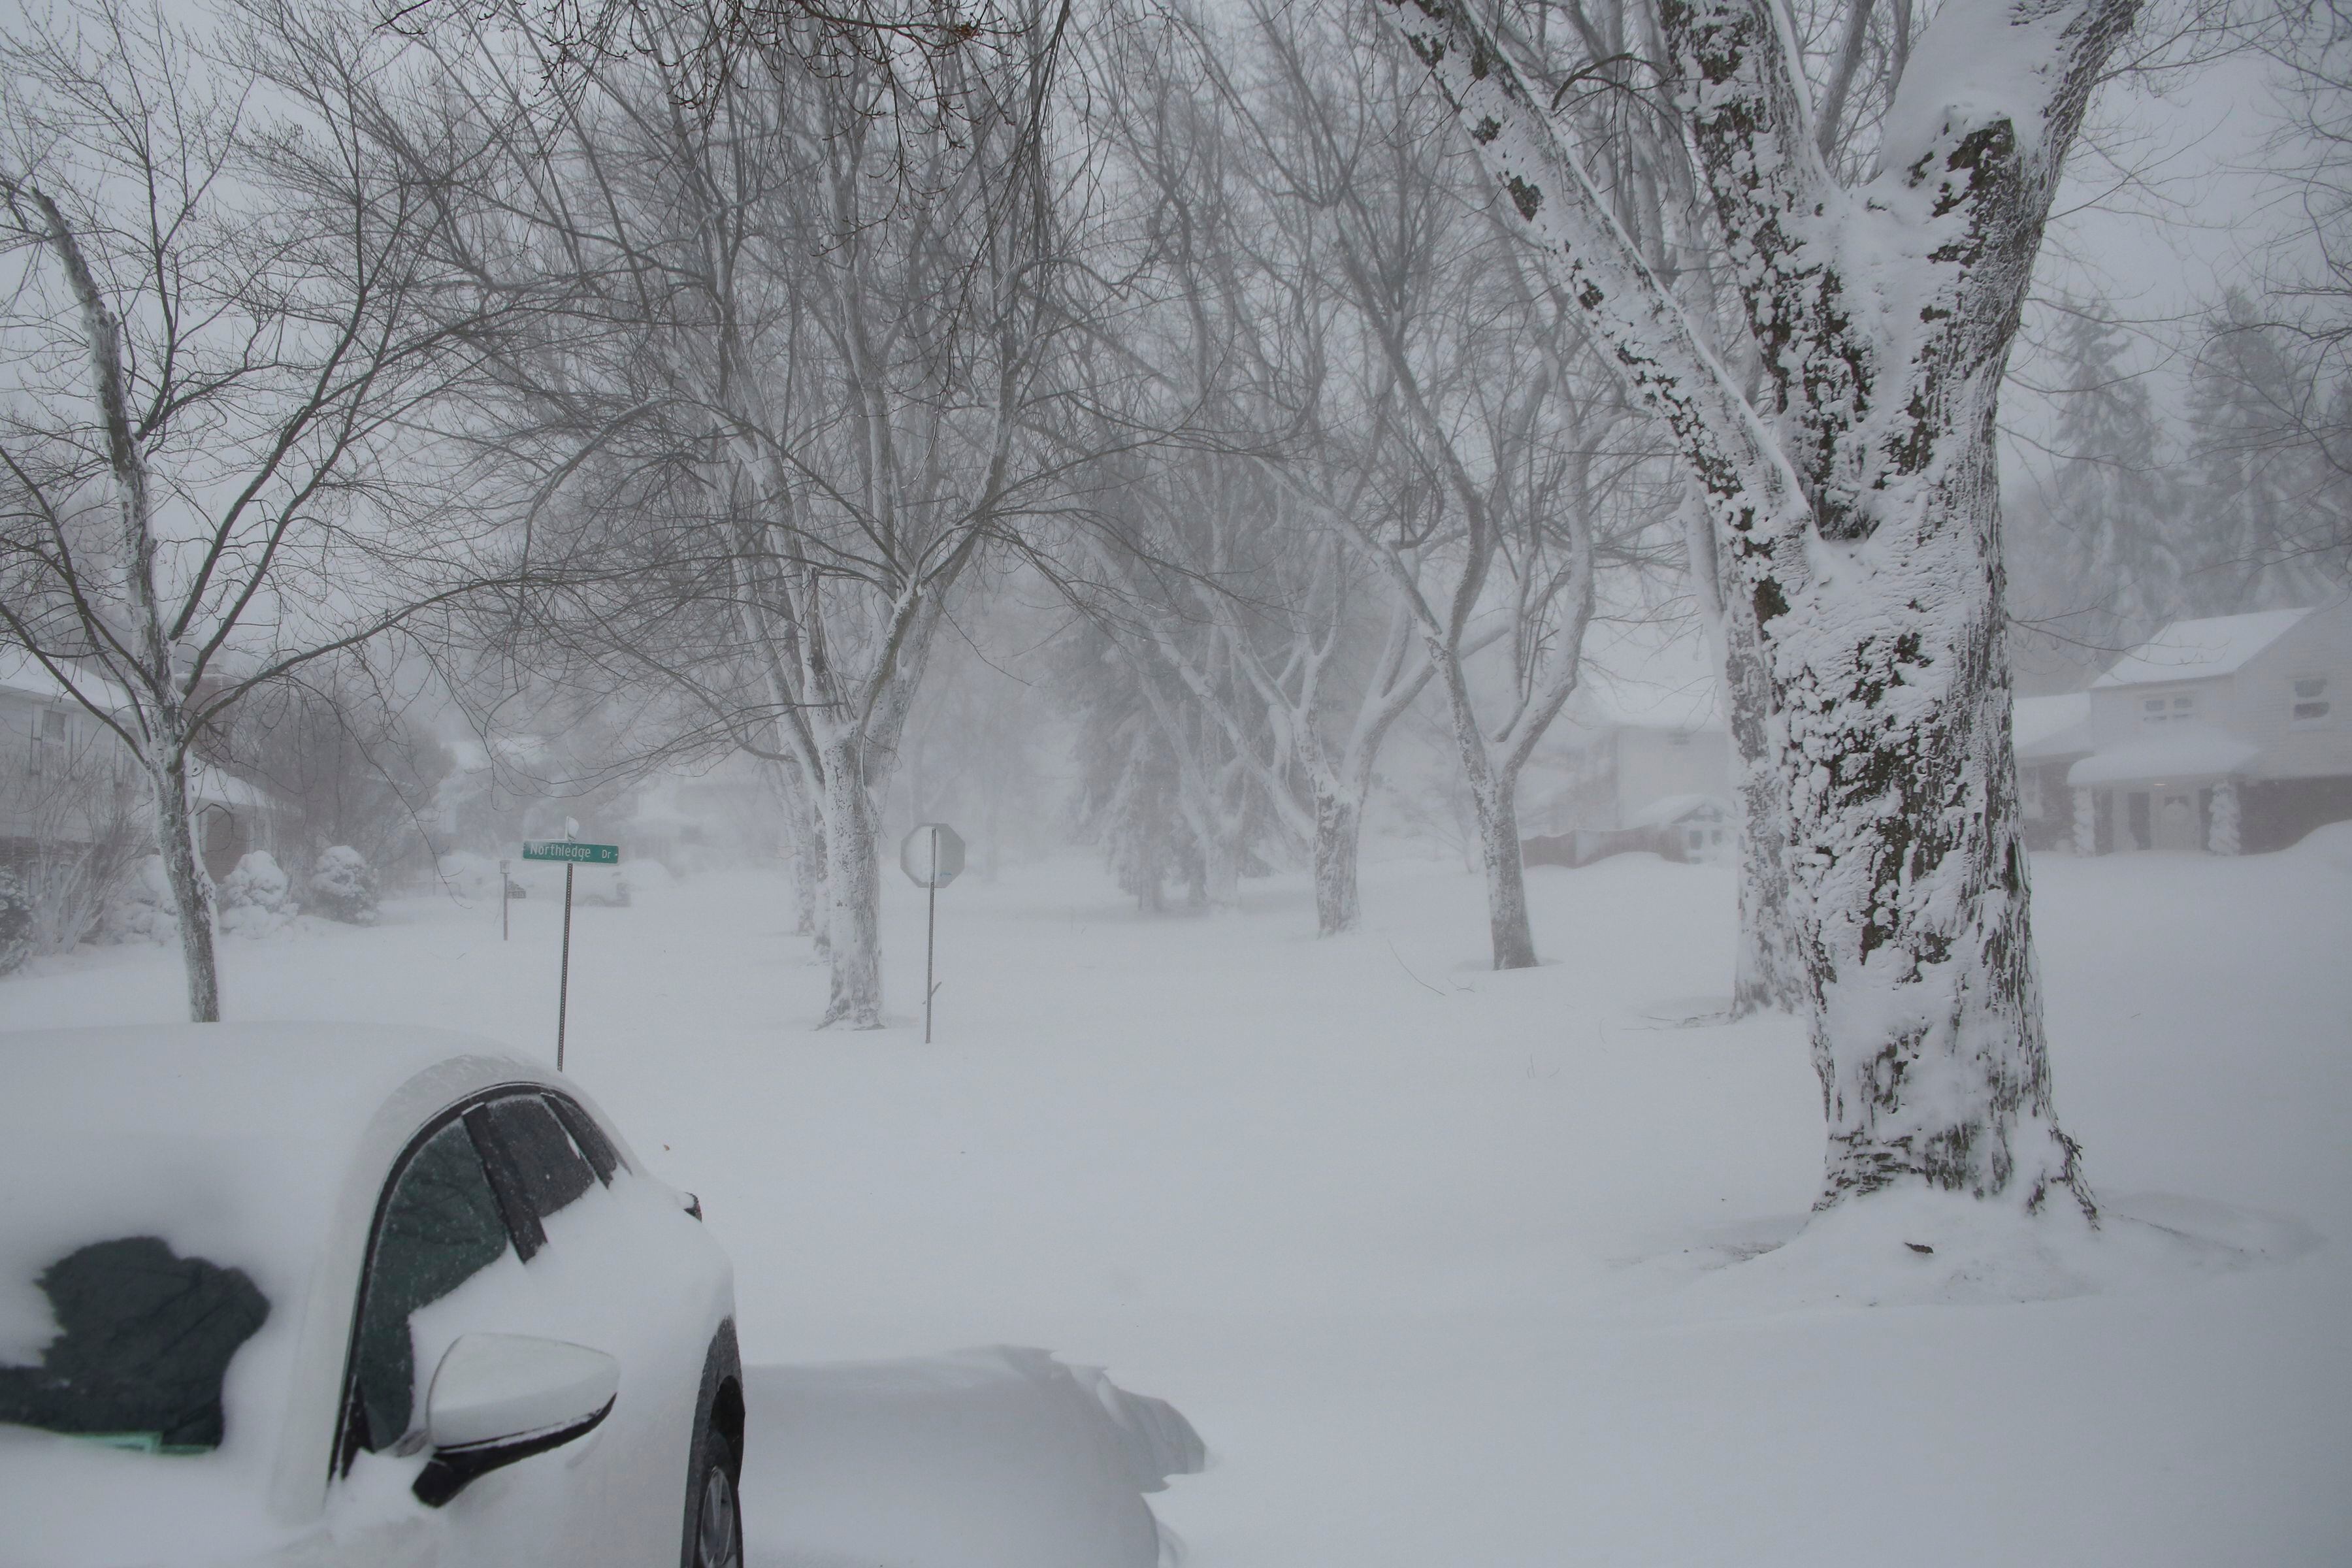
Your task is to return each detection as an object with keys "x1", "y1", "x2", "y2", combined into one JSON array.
[
  {"x1": 2066, "y1": 723, "x2": 2262, "y2": 788},
  {"x1": 0, "y1": 648, "x2": 137, "y2": 716},
  {"x1": 2091, "y1": 609, "x2": 2312, "y2": 688},
  {"x1": 191, "y1": 760, "x2": 286, "y2": 812},
  {"x1": 1625, "y1": 792, "x2": 1731, "y2": 829},
  {"x1": 2013, "y1": 692, "x2": 2093, "y2": 760}
]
